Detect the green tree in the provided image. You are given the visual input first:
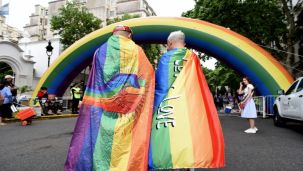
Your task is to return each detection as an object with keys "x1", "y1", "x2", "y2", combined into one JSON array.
[
  {"x1": 183, "y1": 0, "x2": 296, "y2": 93},
  {"x1": 202, "y1": 63, "x2": 242, "y2": 95},
  {"x1": 279, "y1": 0, "x2": 302, "y2": 77},
  {"x1": 184, "y1": 0, "x2": 287, "y2": 54},
  {"x1": 107, "y1": 14, "x2": 161, "y2": 67},
  {"x1": 50, "y1": 0, "x2": 102, "y2": 49},
  {"x1": 183, "y1": 0, "x2": 303, "y2": 77},
  {"x1": 106, "y1": 13, "x2": 141, "y2": 25}
]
